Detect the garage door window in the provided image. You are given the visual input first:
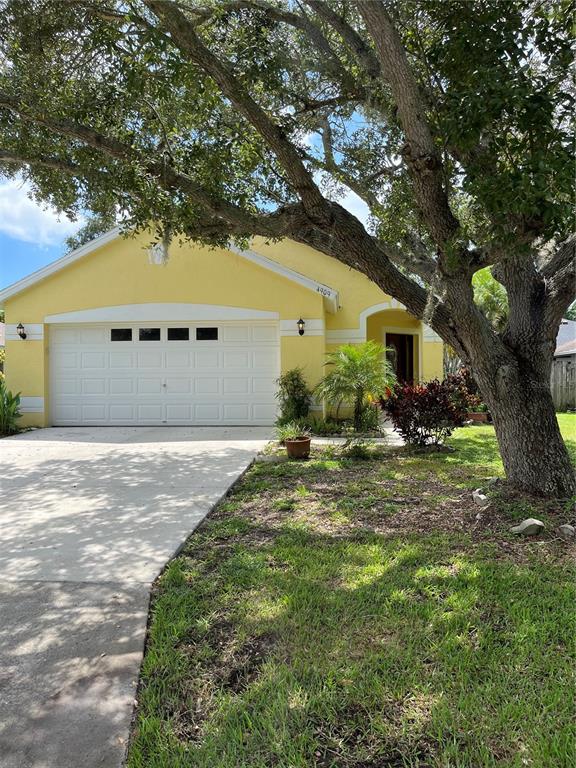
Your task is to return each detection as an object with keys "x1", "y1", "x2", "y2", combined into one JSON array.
[
  {"x1": 139, "y1": 328, "x2": 161, "y2": 341},
  {"x1": 110, "y1": 328, "x2": 132, "y2": 341},
  {"x1": 196, "y1": 327, "x2": 218, "y2": 341},
  {"x1": 167, "y1": 327, "x2": 190, "y2": 341}
]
